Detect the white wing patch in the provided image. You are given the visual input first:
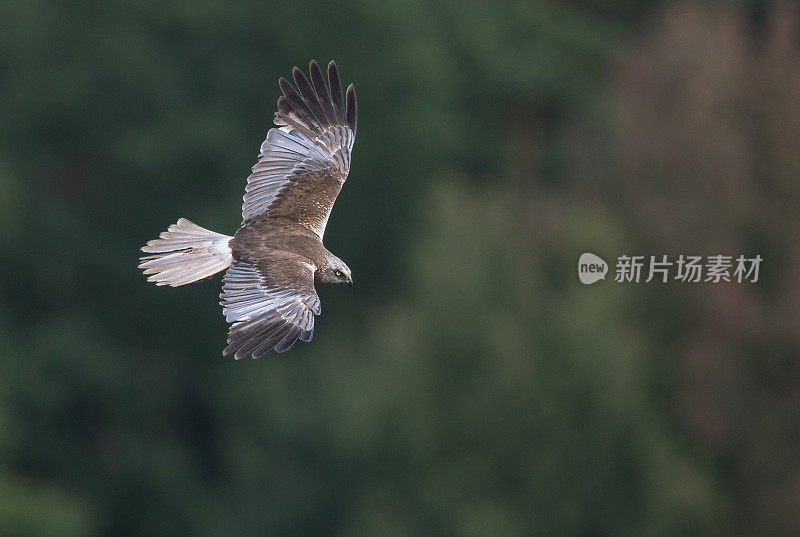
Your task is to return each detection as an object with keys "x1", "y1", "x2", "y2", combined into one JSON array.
[{"x1": 241, "y1": 126, "x2": 353, "y2": 225}]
